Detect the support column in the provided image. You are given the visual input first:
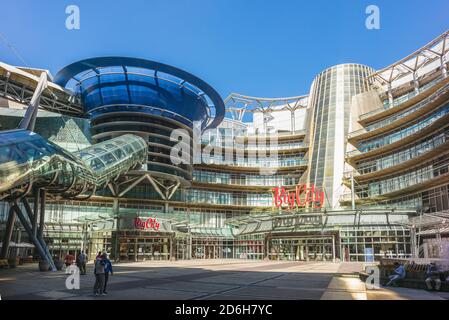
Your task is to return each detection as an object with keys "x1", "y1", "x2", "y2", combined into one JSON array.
[
  {"x1": 332, "y1": 235, "x2": 336, "y2": 263},
  {"x1": 1, "y1": 206, "x2": 16, "y2": 259},
  {"x1": 38, "y1": 189, "x2": 46, "y2": 239},
  {"x1": 169, "y1": 234, "x2": 174, "y2": 261},
  {"x1": 387, "y1": 83, "x2": 394, "y2": 106},
  {"x1": 134, "y1": 238, "x2": 138, "y2": 262},
  {"x1": 413, "y1": 72, "x2": 420, "y2": 94},
  {"x1": 113, "y1": 199, "x2": 119, "y2": 262},
  {"x1": 11, "y1": 200, "x2": 56, "y2": 271},
  {"x1": 441, "y1": 56, "x2": 448, "y2": 78},
  {"x1": 350, "y1": 172, "x2": 356, "y2": 211},
  {"x1": 32, "y1": 189, "x2": 40, "y2": 237}
]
